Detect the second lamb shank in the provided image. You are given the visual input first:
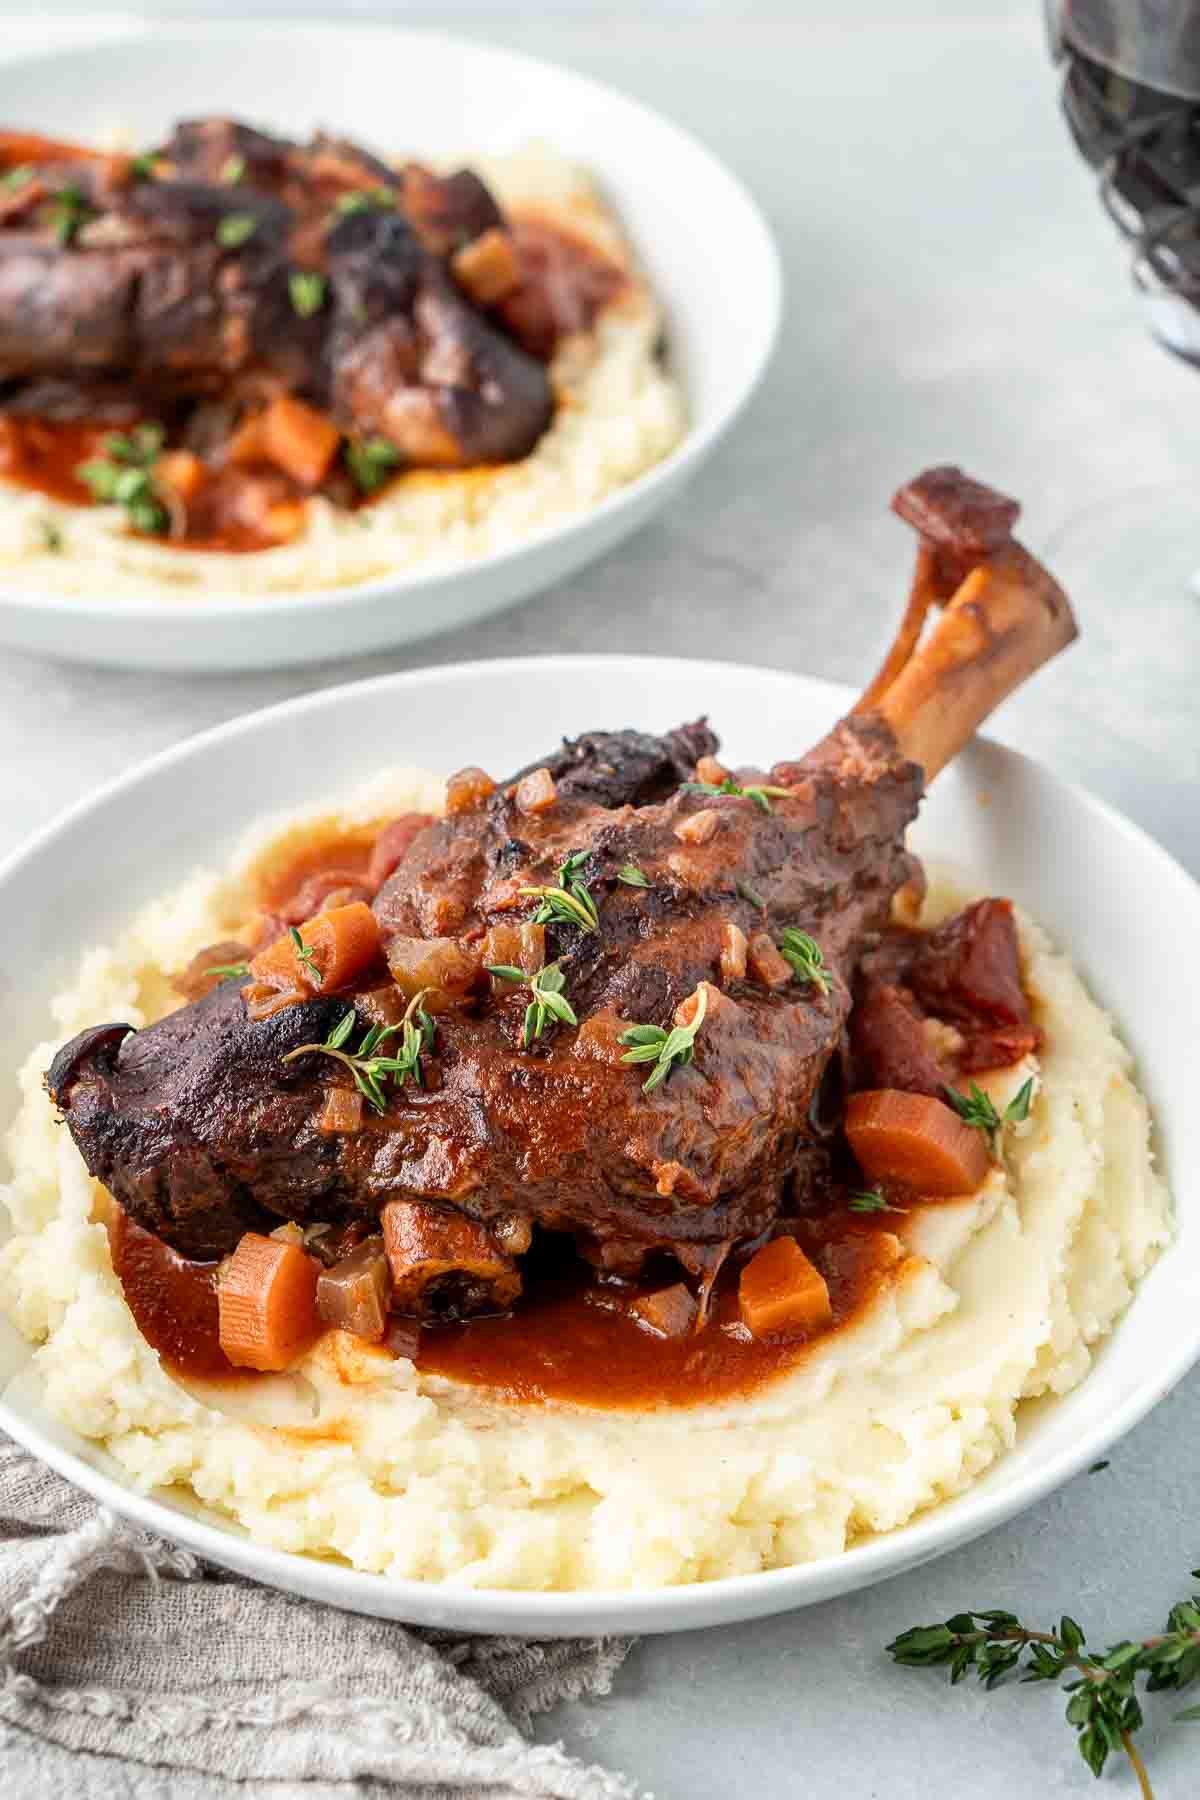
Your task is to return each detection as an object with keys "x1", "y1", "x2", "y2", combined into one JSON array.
[{"x1": 47, "y1": 467, "x2": 1077, "y2": 1321}]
